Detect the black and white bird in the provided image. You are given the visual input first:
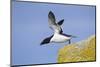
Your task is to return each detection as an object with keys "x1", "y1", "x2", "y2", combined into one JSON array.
[{"x1": 40, "y1": 11, "x2": 76, "y2": 45}]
